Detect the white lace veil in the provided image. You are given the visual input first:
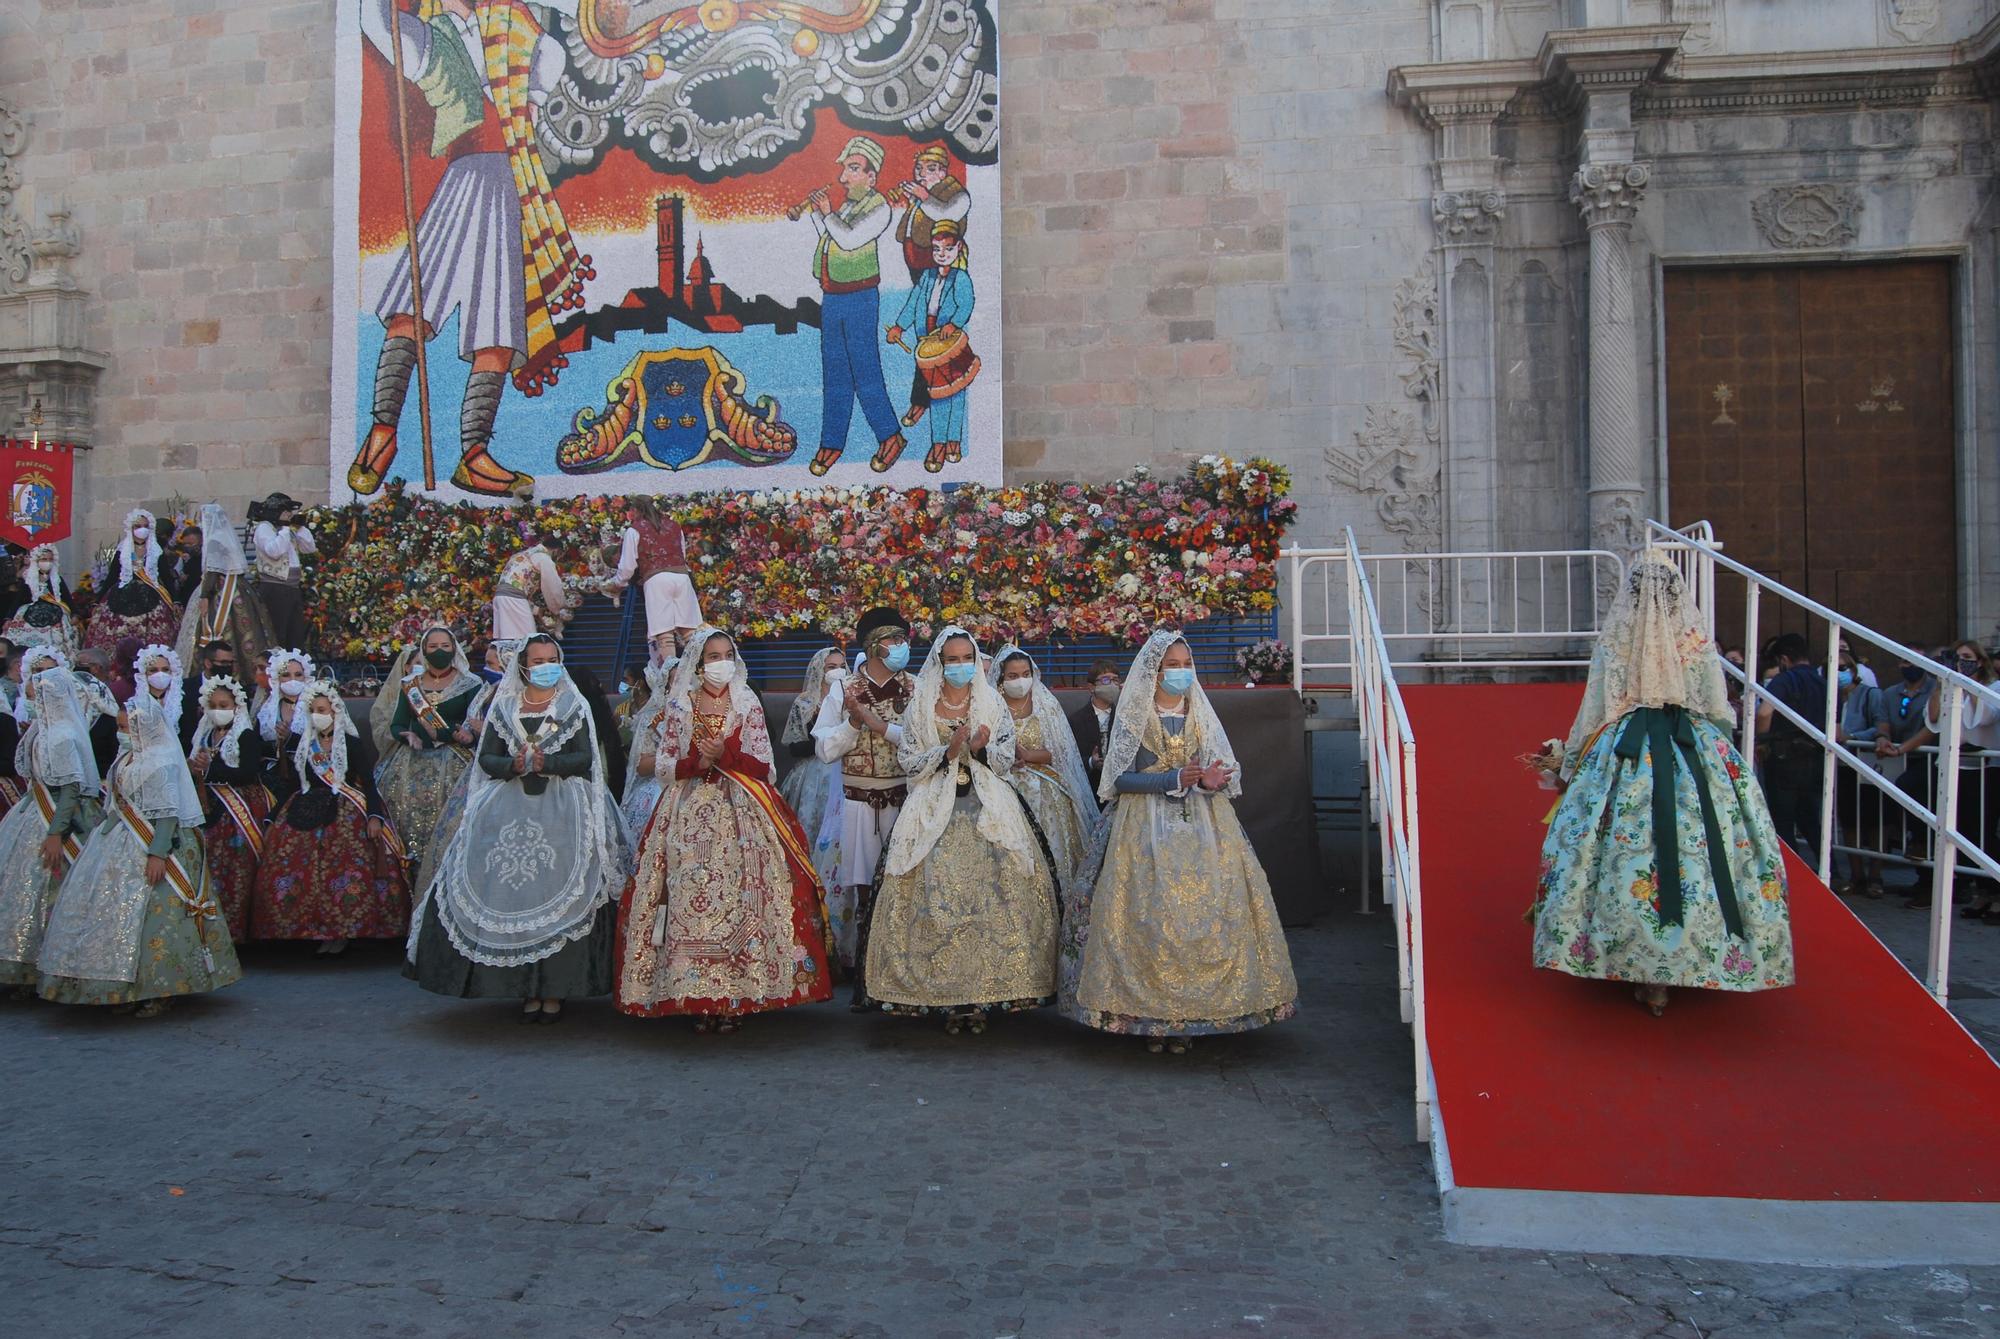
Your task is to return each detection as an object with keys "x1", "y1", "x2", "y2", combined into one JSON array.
[
  {"x1": 257, "y1": 648, "x2": 317, "y2": 742},
  {"x1": 116, "y1": 691, "x2": 205, "y2": 826},
  {"x1": 24, "y1": 544, "x2": 62, "y2": 603},
  {"x1": 1099, "y1": 629, "x2": 1242, "y2": 803},
  {"x1": 783, "y1": 646, "x2": 843, "y2": 746},
  {"x1": 291, "y1": 681, "x2": 360, "y2": 790},
  {"x1": 434, "y1": 638, "x2": 629, "y2": 967},
  {"x1": 133, "y1": 644, "x2": 185, "y2": 739},
  {"x1": 199, "y1": 503, "x2": 248, "y2": 576},
  {"x1": 13, "y1": 646, "x2": 65, "y2": 725},
  {"x1": 116, "y1": 507, "x2": 163, "y2": 588},
  {"x1": 192, "y1": 673, "x2": 252, "y2": 769},
  {"x1": 988, "y1": 644, "x2": 1100, "y2": 843},
  {"x1": 372, "y1": 625, "x2": 478, "y2": 755},
  {"x1": 18, "y1": 661, "x2": 99, "y2": 795},
  {"x1": 623, "y1": 660, "x2": 673, "y2": 798},
  {"x1": 883, "y1": 626, "x2": 1036, "y2": 878},
  {"x1": 1561, "y1": 550, "x2": 1732, "y2": 776},
  {"x1": 656, "y1": 627, "x2": 768, "y2": 768}
]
